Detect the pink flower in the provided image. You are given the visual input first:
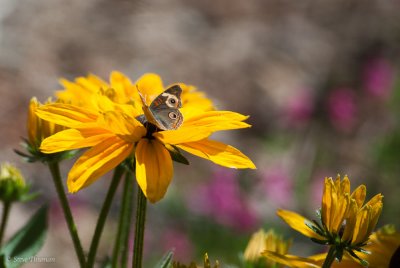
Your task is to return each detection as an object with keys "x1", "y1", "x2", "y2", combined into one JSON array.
[
  {"x1": 187, "y1": 168, "x2": 258, "y2": 231},
  {"x1": 261, "y1": 168, "x2": 293, "y2": 207},
  {"x1": 283, "y1": 88, "x2": 315, "y2": 127},
  {"x1": 161, "y1": 229, "x2": 193, "y2": 263},
  {"x1": 327, "y1": 88, "x2": 357, "y2": 131},
  {"x1": 363, "y1": 57, "x2": 394, "y2": 99}
]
